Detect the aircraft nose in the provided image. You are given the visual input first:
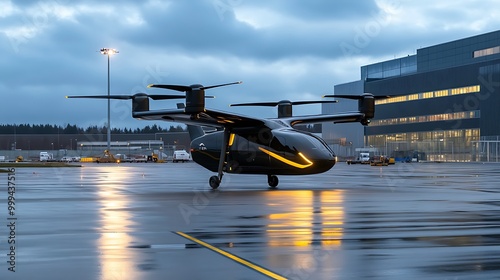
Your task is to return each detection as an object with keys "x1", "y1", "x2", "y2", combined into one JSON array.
[
  {"x1": 328, "y1": 154, "x2": 336, "y2": 167},
  {"x1": 312, "y1": 154, "x2": 336, "y2": 173}
]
